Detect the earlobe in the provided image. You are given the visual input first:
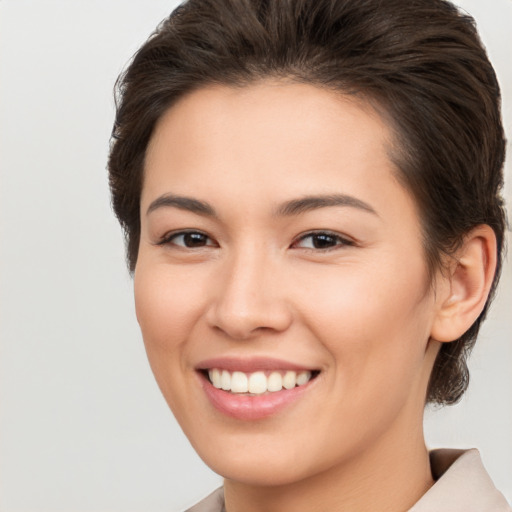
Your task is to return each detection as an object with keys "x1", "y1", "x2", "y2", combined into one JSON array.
[{"x1": 430, "y1": 225, "x2": 497, "y2": 343}]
